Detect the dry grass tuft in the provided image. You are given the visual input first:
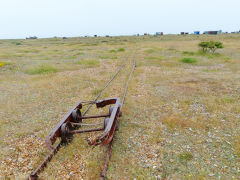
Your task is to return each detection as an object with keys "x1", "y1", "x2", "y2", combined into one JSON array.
[
  {"x1": 25, "y1": 65, "x2": 58, "y2": 75},
  {"x1": 233, "y1": 136, "x2": 240, "y2": 158},
  {"x1": 75, "y1": 59, "x2": 100, "y2": 68}
]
